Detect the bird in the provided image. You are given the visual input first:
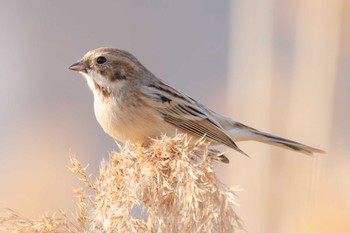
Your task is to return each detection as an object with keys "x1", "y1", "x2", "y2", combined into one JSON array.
[{"x1": 69, "y1": 47, "x2": 323, "y2": 160}]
